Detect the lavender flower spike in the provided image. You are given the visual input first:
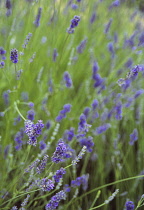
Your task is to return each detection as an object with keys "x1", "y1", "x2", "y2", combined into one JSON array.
[
  {"x1": 45, "y1": 190, "x2": 67, "y2": 210},
  {"x1": 24, "y1": 120, "x2": 44, "y2": 146},
  {"x1": 51, "y1": 139, "x2": 67, "y2": 163},
  {"x1": 129, "y1": 129, "x2": 138, "y2": 145},
  {"x1": 67, "y1": 15, "x2": 80, "y2": 34},
  {"x1": 10, "y1": 48, "x2": 18, "y2": 63},
  {"x1": 63, "y1": 71, "x2": 73, "y2": 88},
  {"x1": 34, "y1": 7, "x2": 42, "y2": 27}
]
